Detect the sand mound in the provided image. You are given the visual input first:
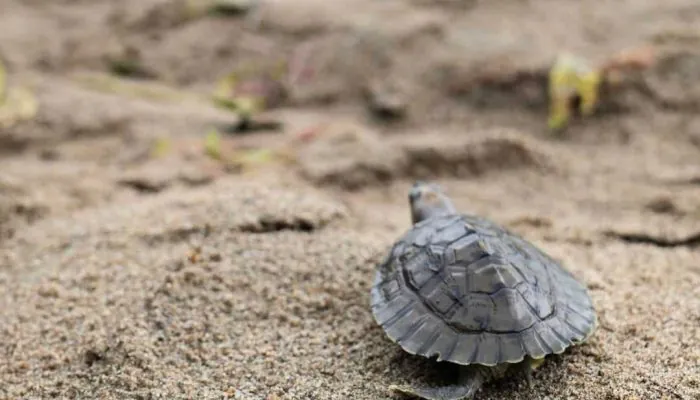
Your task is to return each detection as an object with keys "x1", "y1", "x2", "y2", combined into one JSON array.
[
  {"x1": 7, "y1": 179, "x2": 348, "y2": 251},
  {"x1": 1, "y1": 177, "x2": 699, "y2": 400},
  {"x1": 399, "y1": 128, "x2": 551, "y2": 179},
  {"x1": 296, "y1": 122, "x2": 400, "y2": 190},
  {"x1": 298, "y1": 125, "x2": 552, "y2": 189},
  {"x1": 0, "y1": 178, "x2": 383, "y2": 400}
]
